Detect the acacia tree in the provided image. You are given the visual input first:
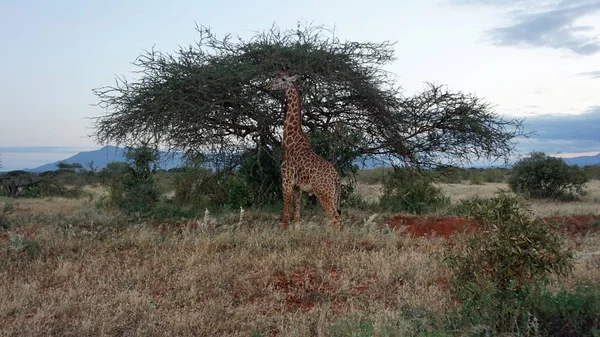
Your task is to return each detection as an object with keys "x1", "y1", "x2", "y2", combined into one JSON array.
[{"x1": 92, "y1": 22, "x2": 525, "y2": 178}]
